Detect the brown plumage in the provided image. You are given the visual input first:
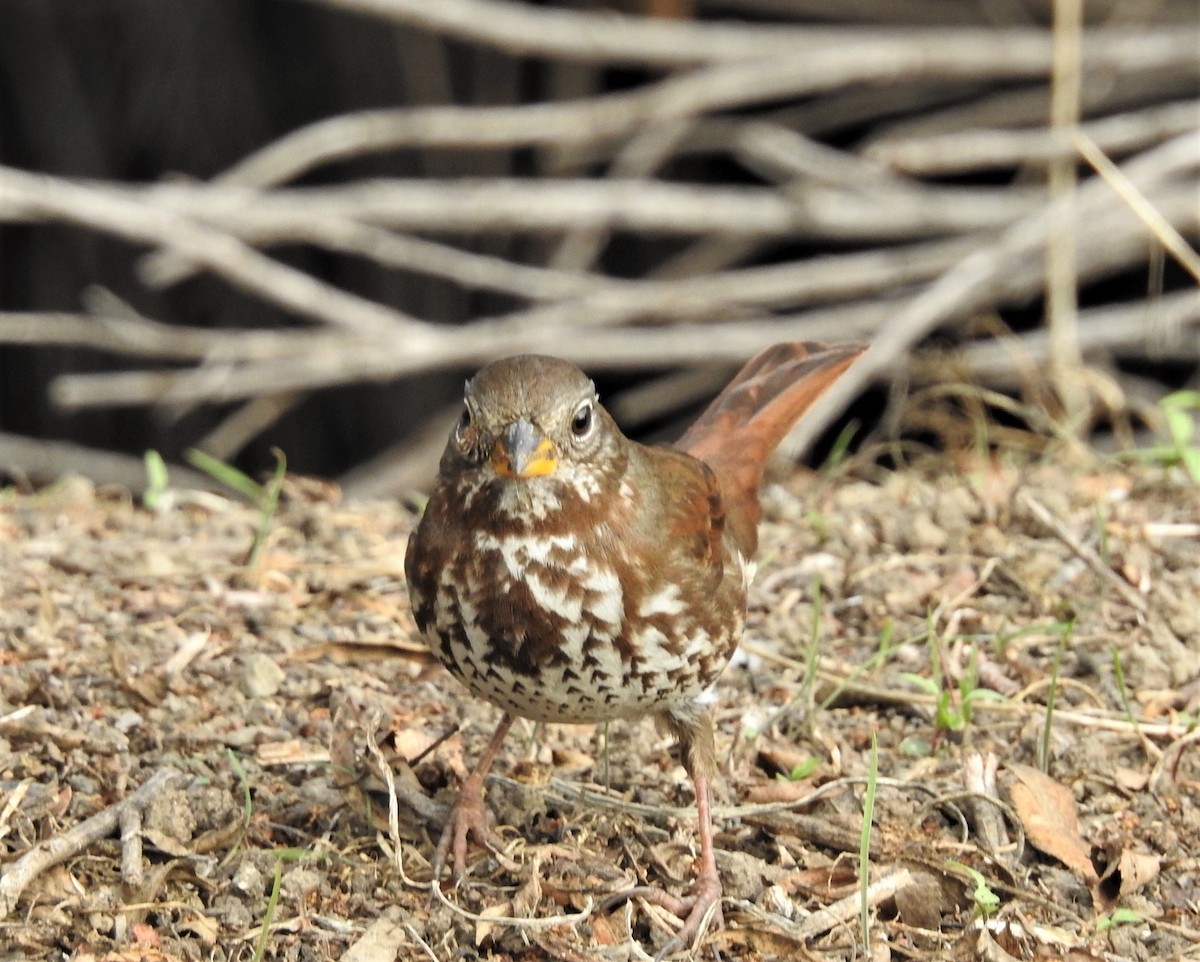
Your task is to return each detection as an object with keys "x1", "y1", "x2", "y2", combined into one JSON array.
[
  {"x1": 405, "y1": 341, "x2": 864, "y2": 957},
  {"x1": 677, "y1": 342, "x2": 864, "y2": 557}
]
